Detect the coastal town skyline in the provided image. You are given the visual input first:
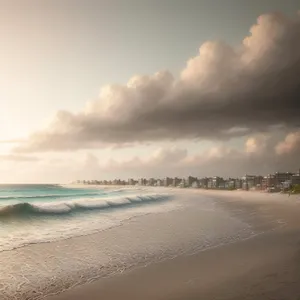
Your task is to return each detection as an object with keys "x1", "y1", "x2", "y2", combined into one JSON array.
[{"x1": 75, "y1": 168, "x2": 300, "y2": 192}]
